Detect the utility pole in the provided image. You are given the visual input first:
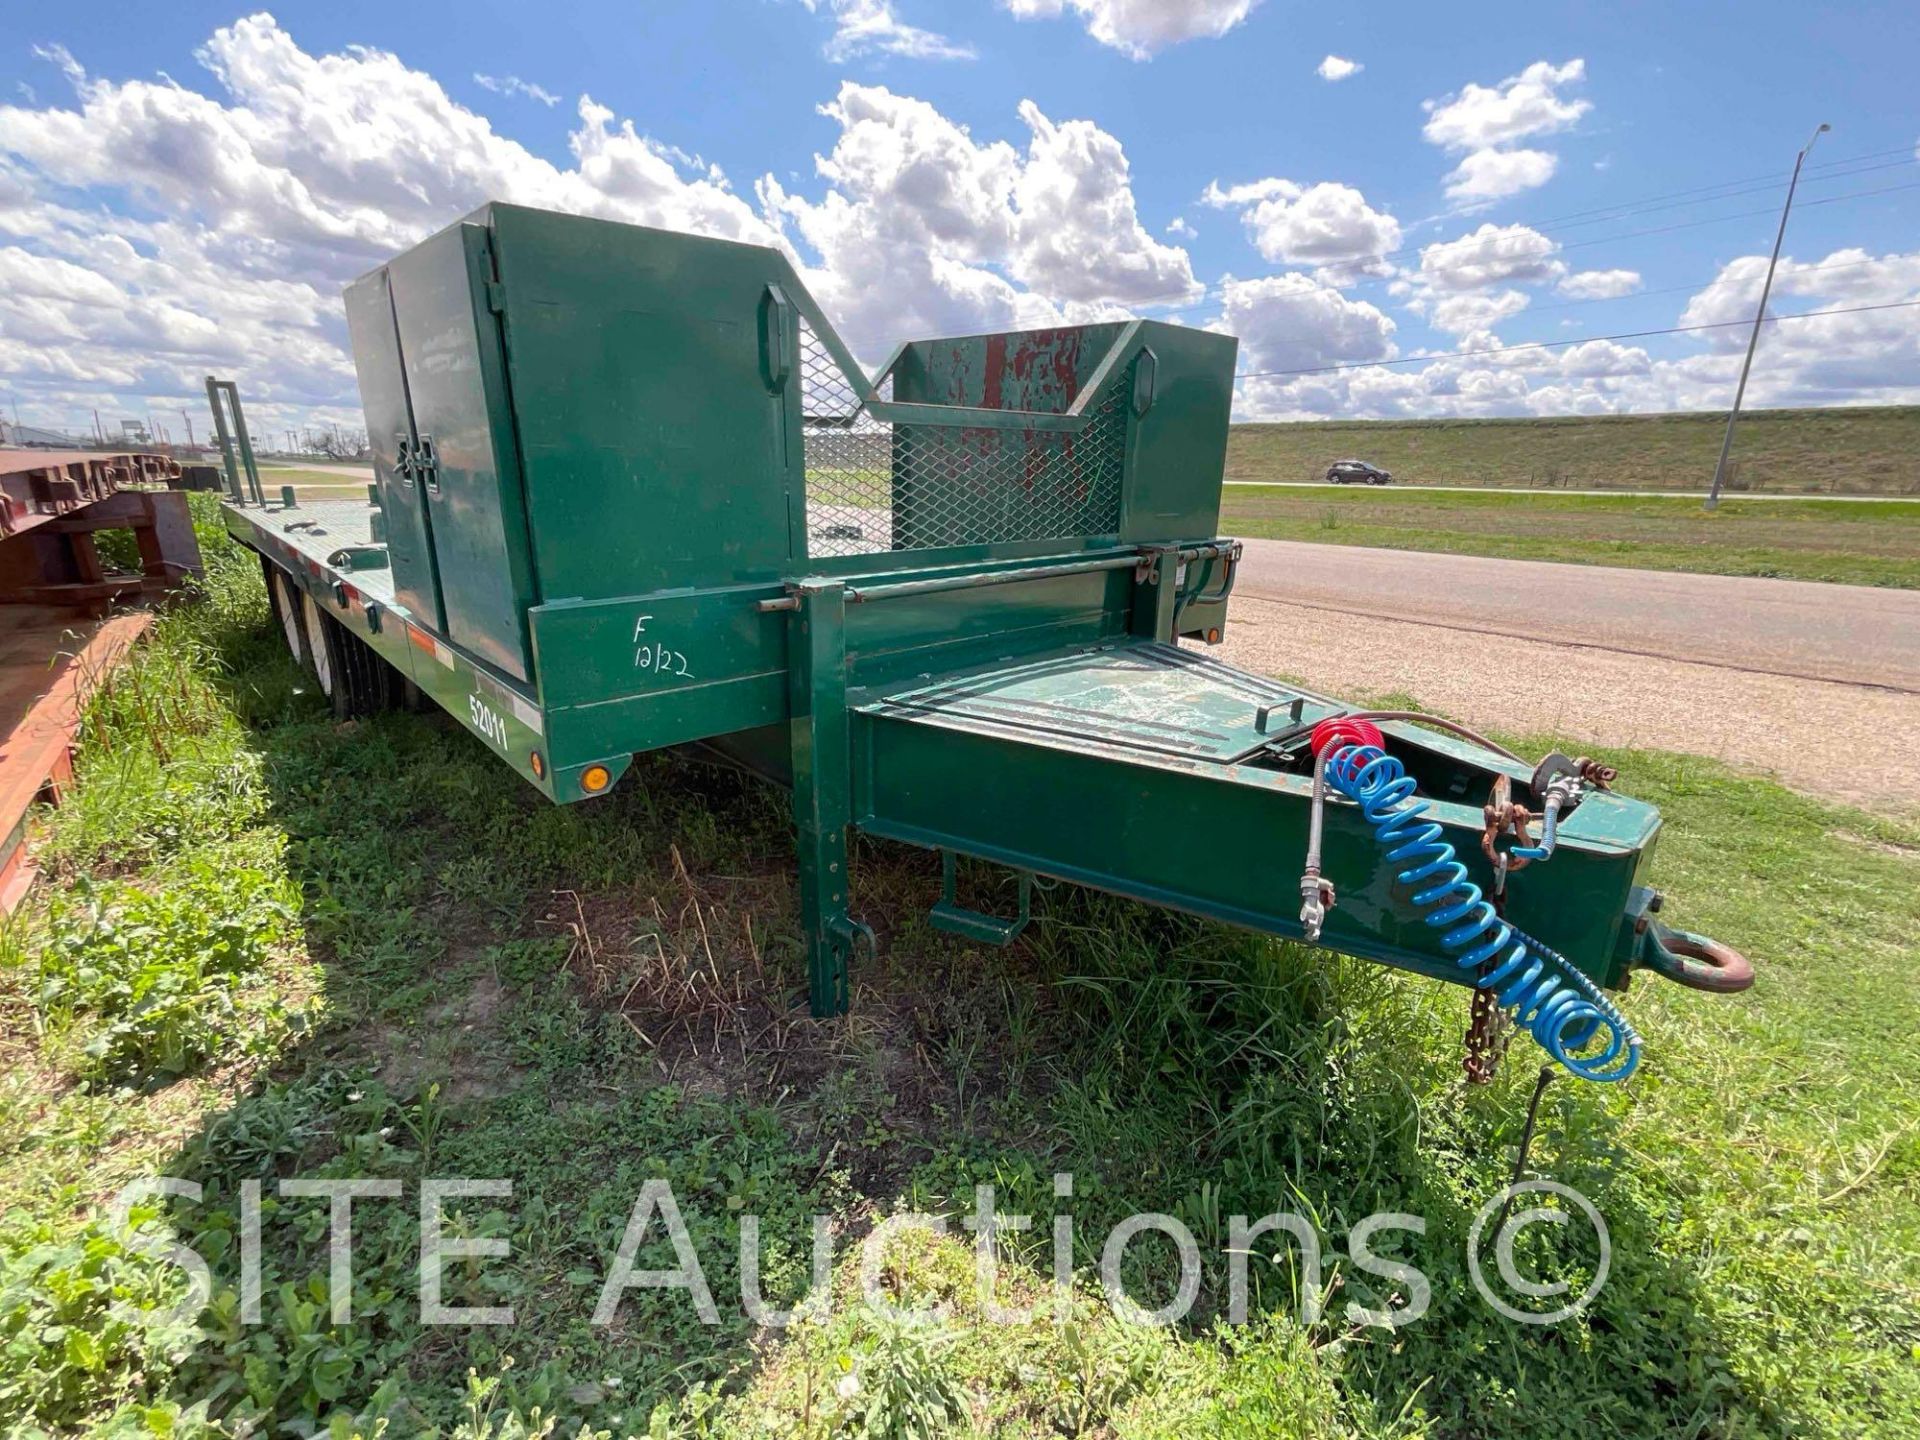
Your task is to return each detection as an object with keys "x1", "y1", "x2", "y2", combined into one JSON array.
[{"x1": 1706, "y1": 122, "x2": 1829, "y2": 510}]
